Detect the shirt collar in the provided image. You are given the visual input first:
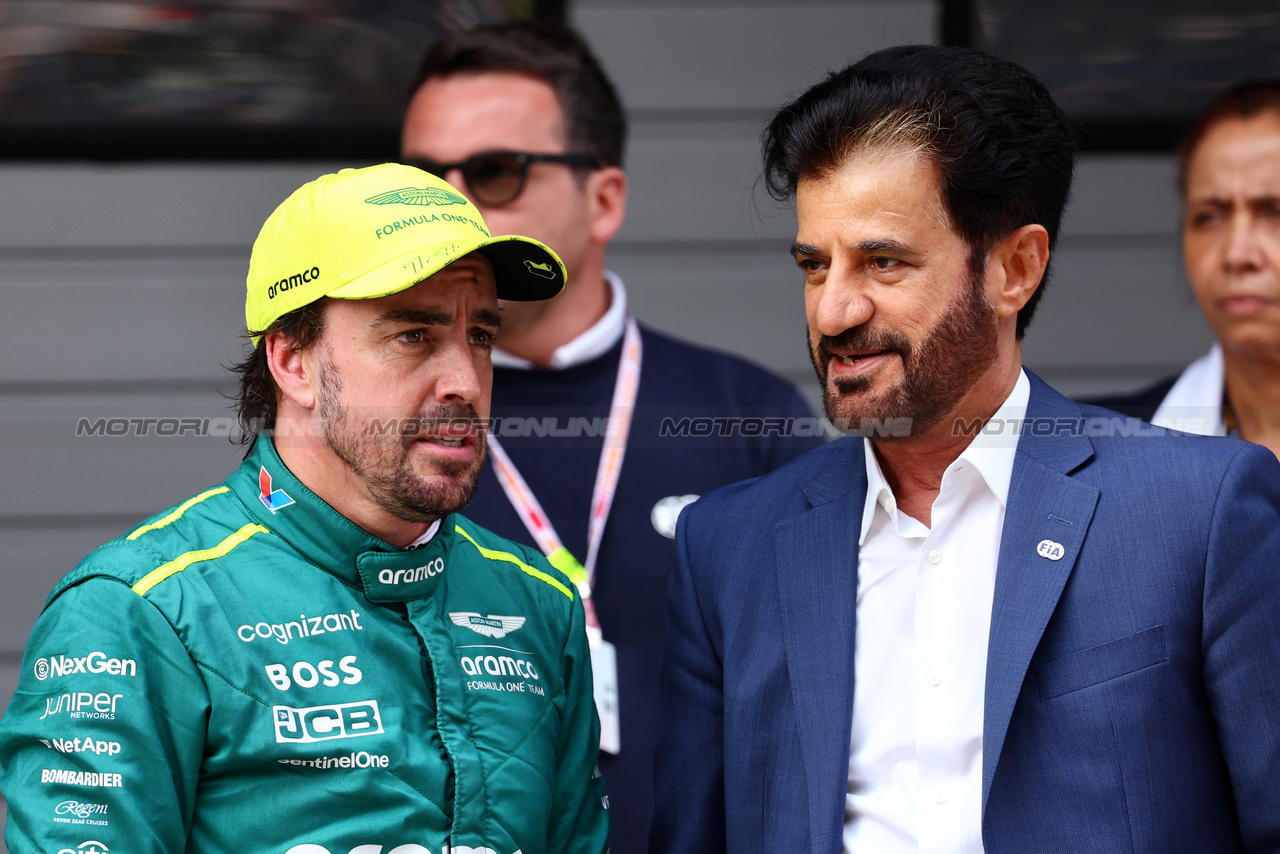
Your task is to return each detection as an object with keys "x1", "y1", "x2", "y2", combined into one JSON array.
[
  {"x1": 229, "y1": 436, "x2": 455, "y2": 601},
  {"x1": 1151, "y1": 343, "x2": 1226, "y2": 436},
  {"x1": 857, "y1": 369, "x2": 1030, "y2": 544},
  {"x1": 491, "y1": 270, "x2": 628, "y2": 371}
]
